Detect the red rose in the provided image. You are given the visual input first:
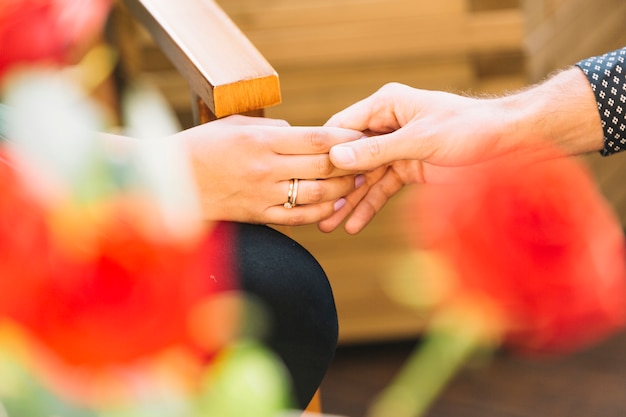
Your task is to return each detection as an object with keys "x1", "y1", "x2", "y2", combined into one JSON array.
[
  {"x1": 0, "y1": 0, "x2": 111, "y2": 79},
  {"x1": 409, "y1": 151, "x2": 626, "y2": 354},
  {"x1": 0, "y1": 152, "x2": 237, "y2": 367}
]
